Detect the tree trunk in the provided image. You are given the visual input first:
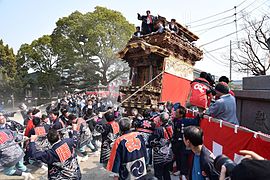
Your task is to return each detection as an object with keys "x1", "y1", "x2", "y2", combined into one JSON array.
[{"x1": 101, "y1": 72, "x2": 108, "y2": 85}]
